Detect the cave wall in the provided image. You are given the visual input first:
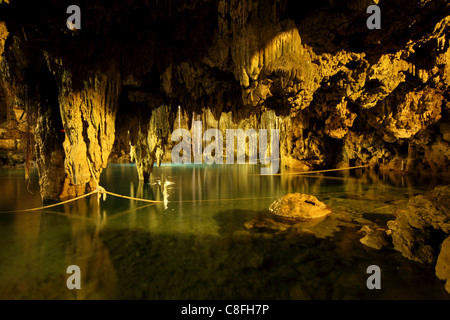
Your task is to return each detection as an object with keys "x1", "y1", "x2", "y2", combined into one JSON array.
[
  {"x1": 0, "y1": 20, "x2": 29, "y2": 168},
  {"x1": 0, "y1": 0, "x2": 449, "y2": 200}
]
